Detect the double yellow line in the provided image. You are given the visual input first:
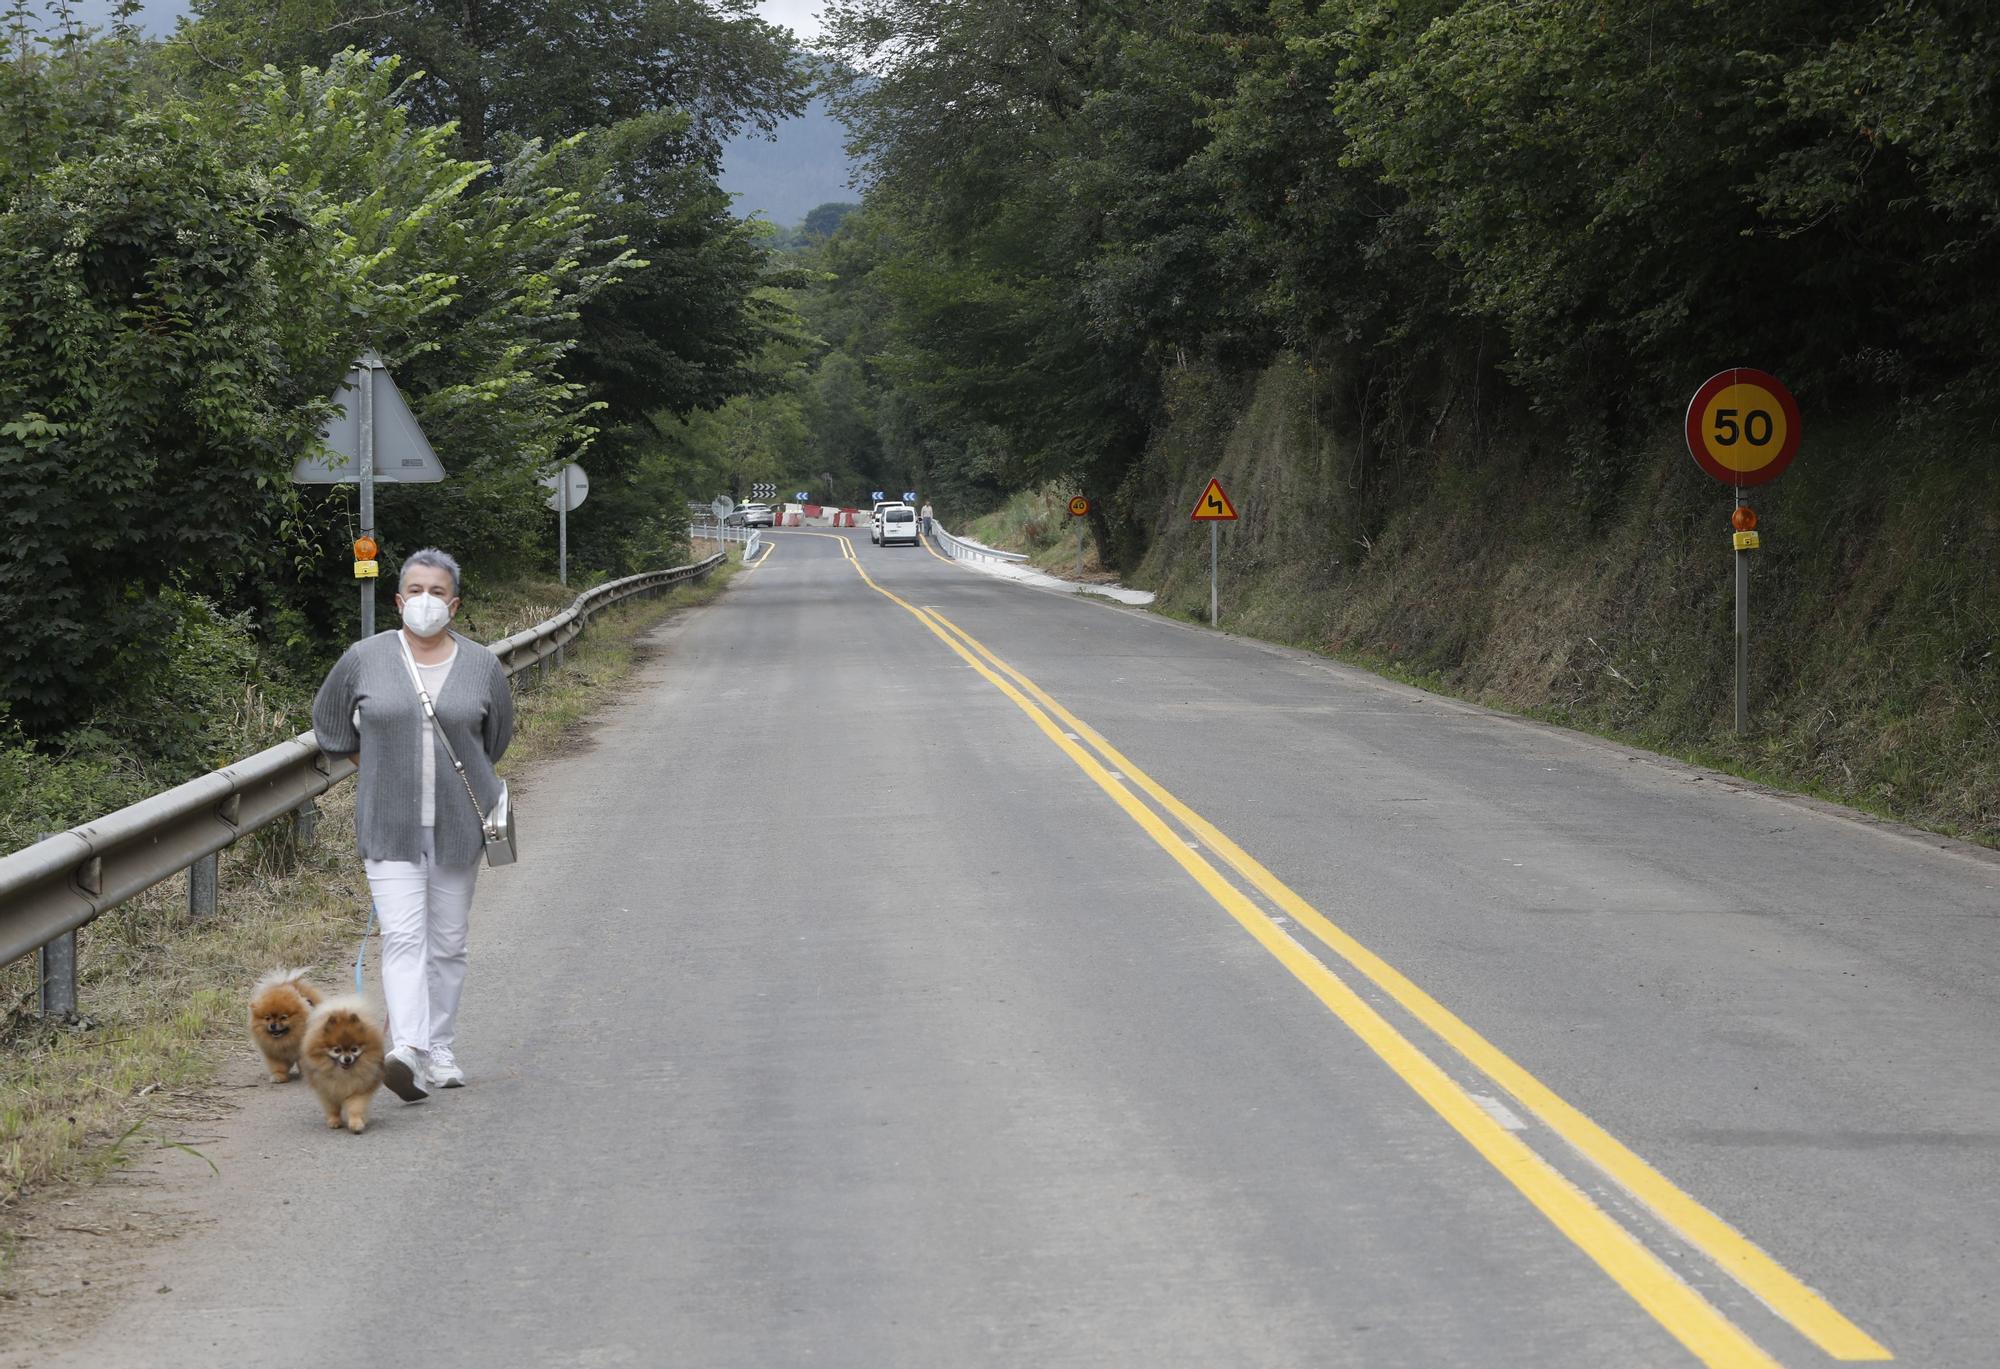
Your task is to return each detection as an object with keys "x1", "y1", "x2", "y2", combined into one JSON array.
[{"x1": 816, "y1": 530, "x2": 1889, "y2": 1367}]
